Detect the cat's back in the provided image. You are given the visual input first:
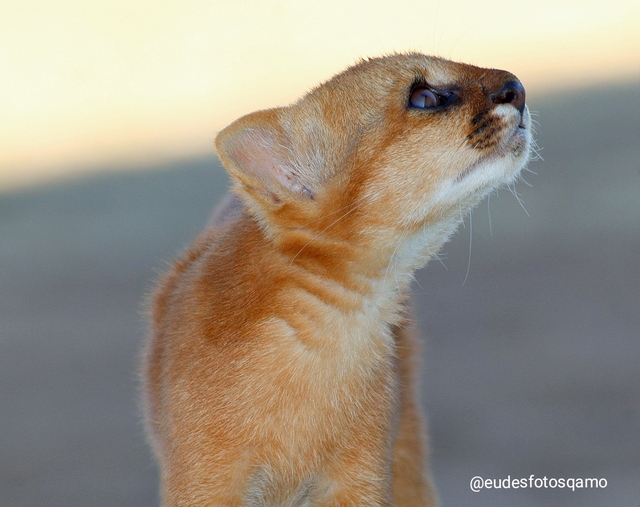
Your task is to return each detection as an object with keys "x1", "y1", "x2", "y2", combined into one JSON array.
[
  {"x1": 150, "y1": 205, "x2": 277, "y2": 349},
  {"x1": 143, "y1": 209, "x2": 278, "y2": 439}
]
